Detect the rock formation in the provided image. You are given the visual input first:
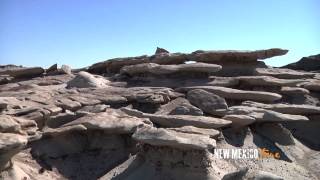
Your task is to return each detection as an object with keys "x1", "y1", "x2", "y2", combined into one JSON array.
[{"x1": 0, "y1": 48, "x2": 319, "y2": 180}]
